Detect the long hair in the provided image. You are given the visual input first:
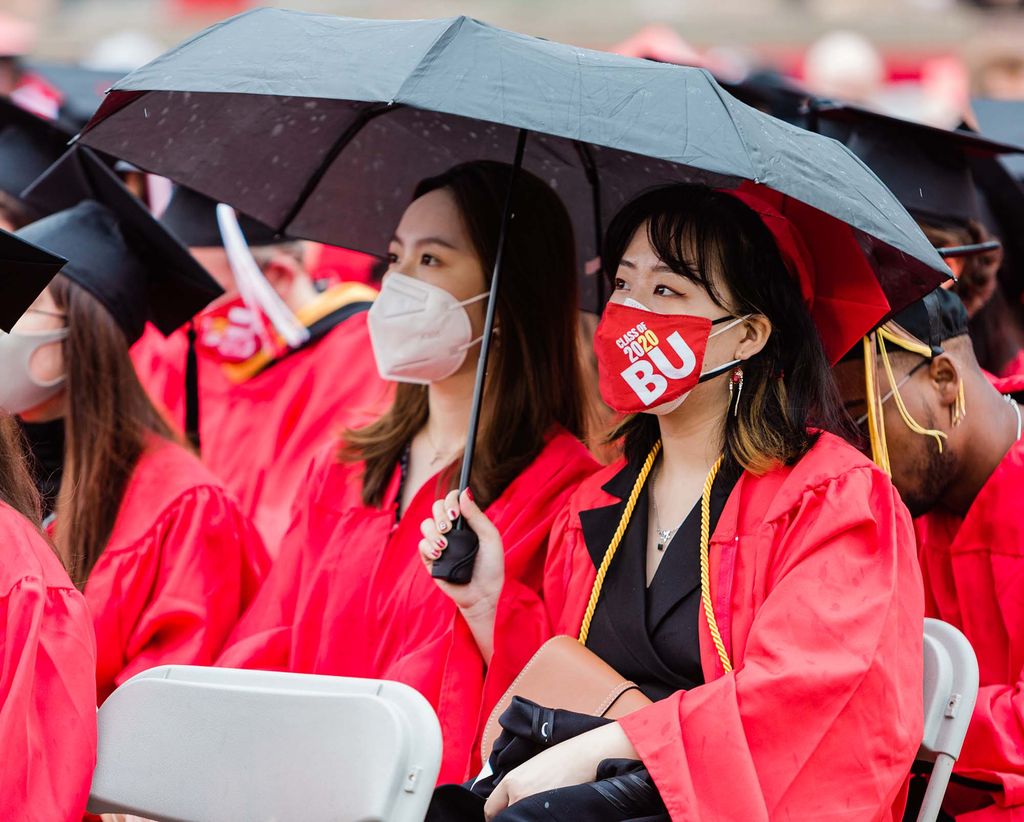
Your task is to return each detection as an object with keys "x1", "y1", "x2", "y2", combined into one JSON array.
[
  {"x1": 343, "y1": 161, "x2": 586, "y2": 508},
  {"x1": 0, "y1": 415, "x2": 42, "y2": 524},
  {"x1": 604, "y1": 184, "x2": 852, "y2": 475},
  {"x1": 49, "y1": 274, "x2": 178, "y2": 586}
]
